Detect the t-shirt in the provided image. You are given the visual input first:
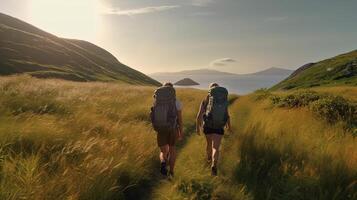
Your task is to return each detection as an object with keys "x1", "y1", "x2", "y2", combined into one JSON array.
[{"x1": 176, "y1": 100, "x2": 182, "y2": 111}]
